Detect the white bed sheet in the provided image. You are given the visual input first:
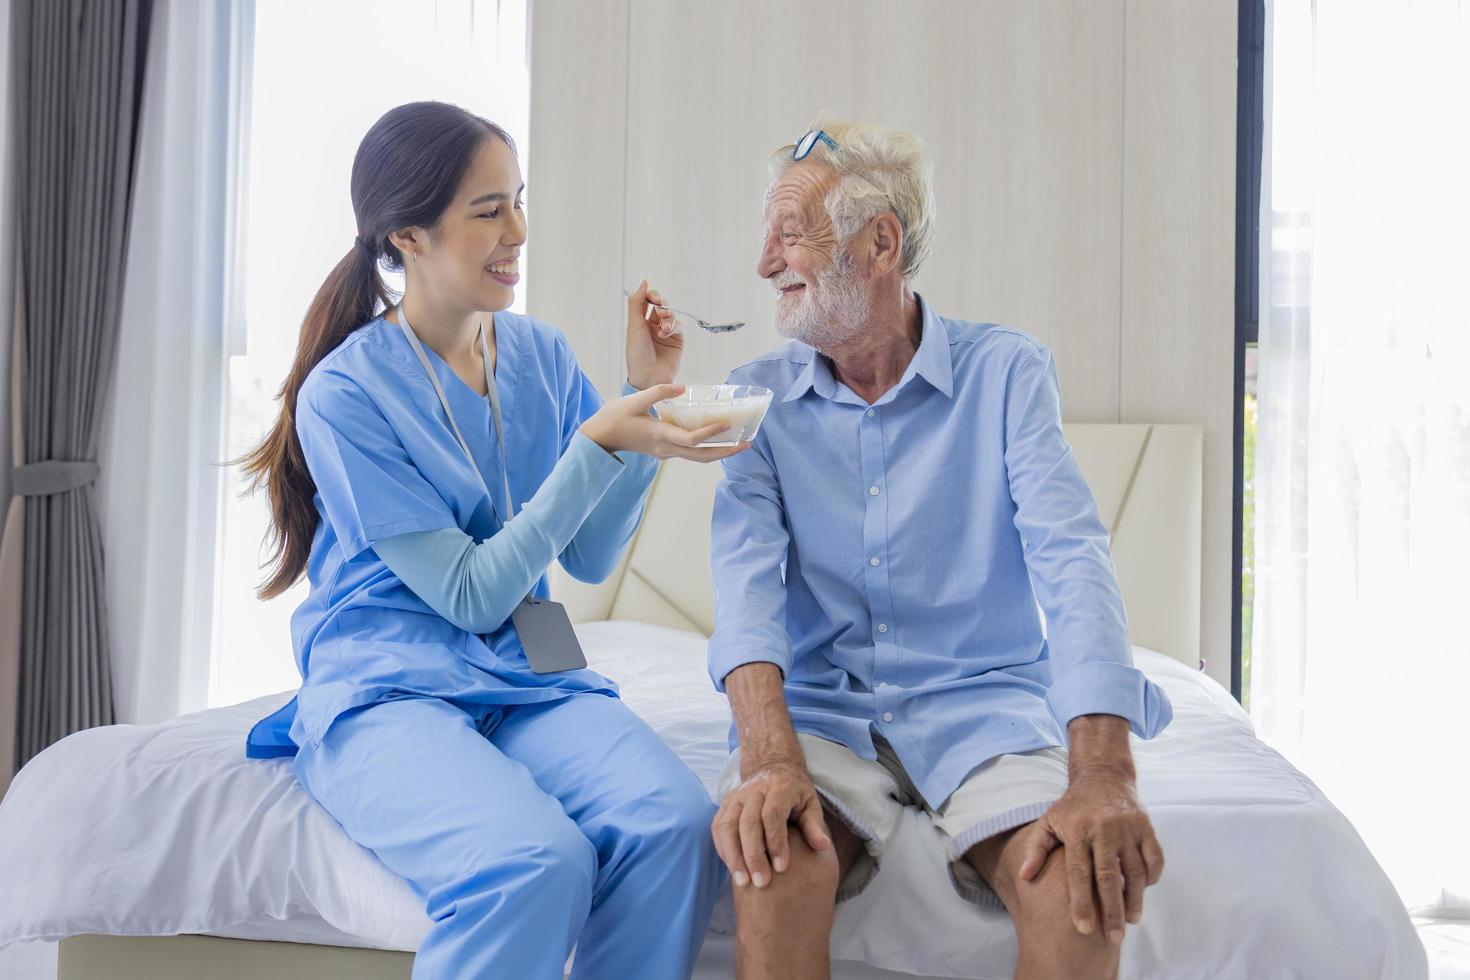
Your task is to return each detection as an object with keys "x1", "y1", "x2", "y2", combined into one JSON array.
[{"x1": 0, "y1": 621, "x2": 1426, "y2": 979}]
